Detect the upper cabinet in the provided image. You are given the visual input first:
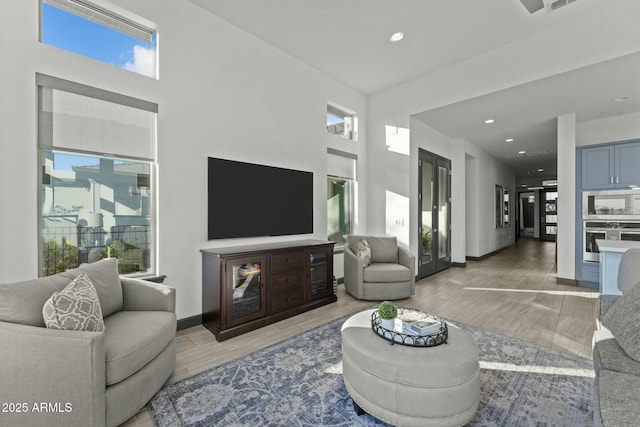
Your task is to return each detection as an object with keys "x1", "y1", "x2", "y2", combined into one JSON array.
[
  {"x1": 615, "y1": 141, "x2": 640, "y2": 188},
  {"x1": 581, "y1": 141, "x2": 640, "y2": 190}
]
